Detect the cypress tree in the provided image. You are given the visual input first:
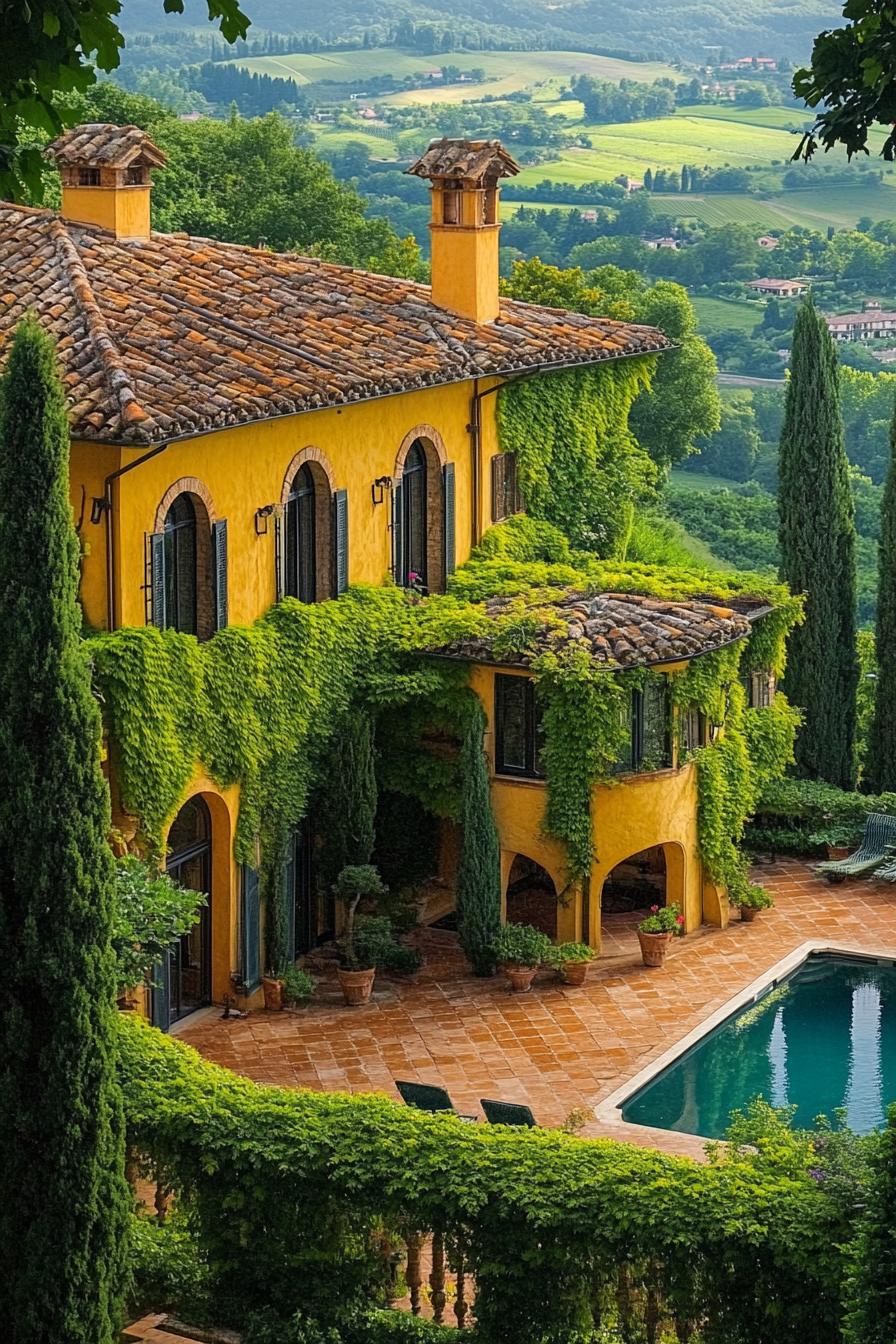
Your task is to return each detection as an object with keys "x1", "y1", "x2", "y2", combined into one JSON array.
[
  {"x1": 317, "y1": 710, "x2": 377, "y2": 888},
  {"x1": 867, "y1": 400, "x2": 896, "y2": 792},
  {"x1": 778, "y1": 294, "x2": 858, "y2": 787},
  {"x1": 456, "y1": 704, "x2": 501, "y2": 976},
  {"x1": 0, "y1": 318, "x2": 129, "y2": 1341}
]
